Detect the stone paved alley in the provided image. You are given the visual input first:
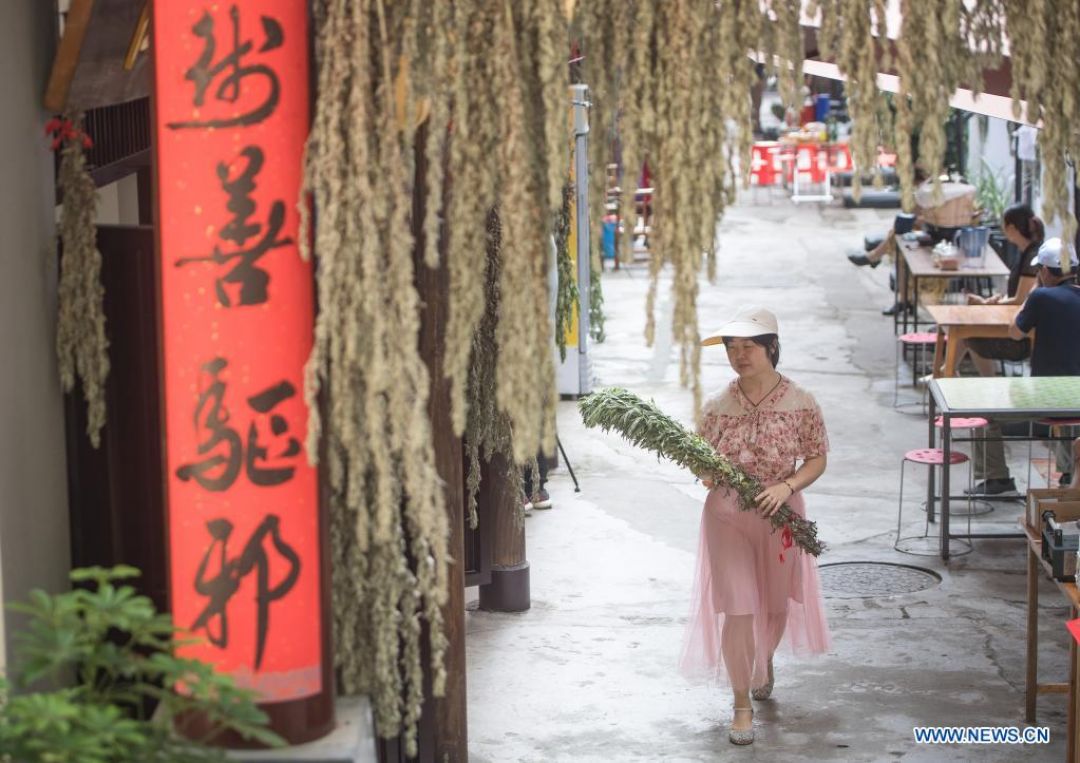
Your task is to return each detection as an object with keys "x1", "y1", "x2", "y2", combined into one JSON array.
[{"x1": 466, "y1": 195, "x2": 1069, "y2": 762}]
